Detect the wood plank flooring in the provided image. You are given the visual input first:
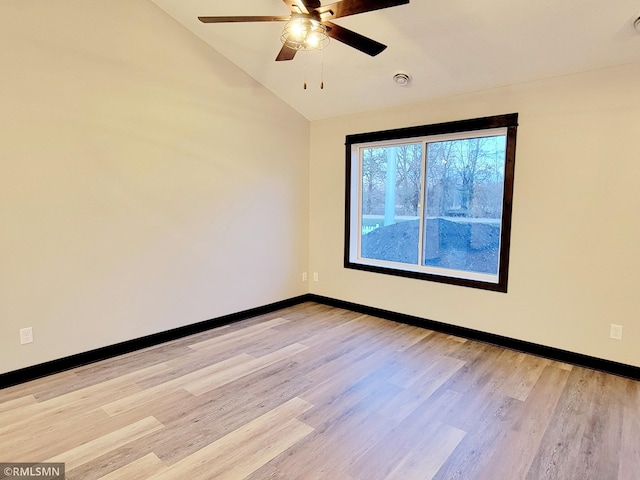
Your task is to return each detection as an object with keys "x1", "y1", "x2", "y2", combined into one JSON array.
[{"x1": 1, "y1": 302, "x2": 639, "y2": 479}]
